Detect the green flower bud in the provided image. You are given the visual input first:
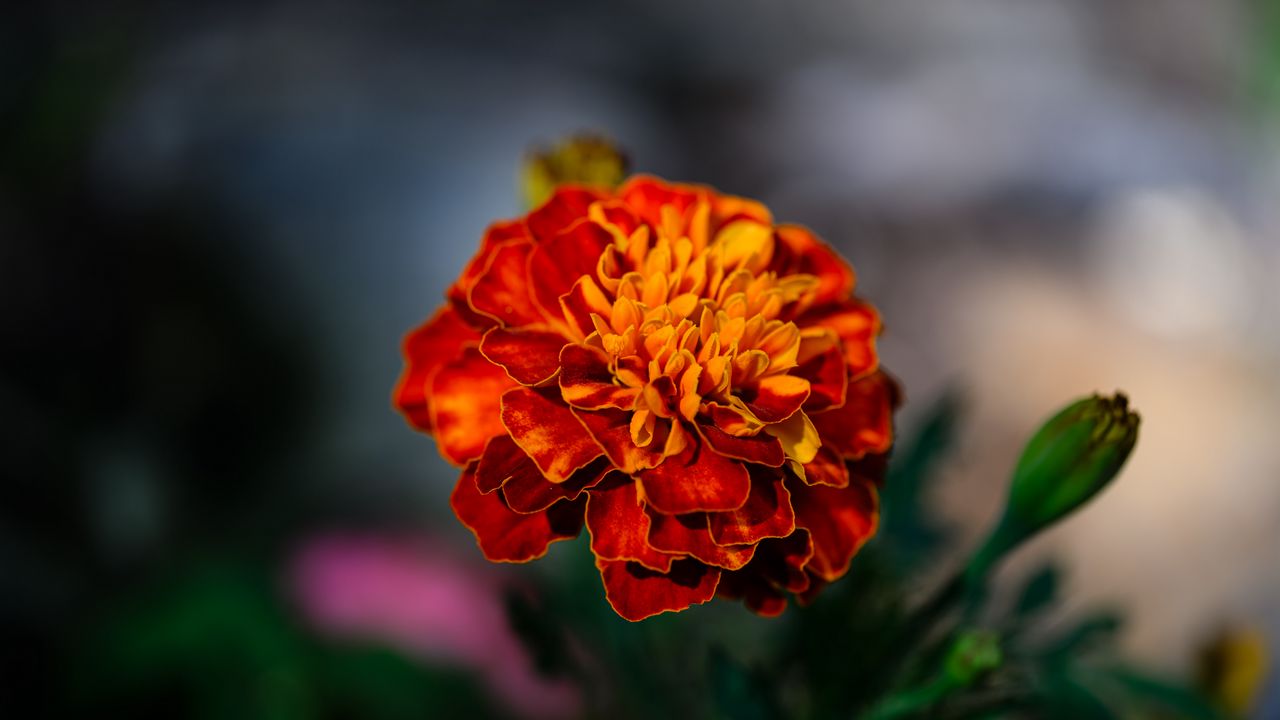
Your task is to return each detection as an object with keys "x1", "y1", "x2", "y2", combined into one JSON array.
[
  {"x1": 521, "y1": 135, "x2": 629, "y2": 209},
  {"x1": 970, "y1": 393, "x2": 1139, "y2": 581}
]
